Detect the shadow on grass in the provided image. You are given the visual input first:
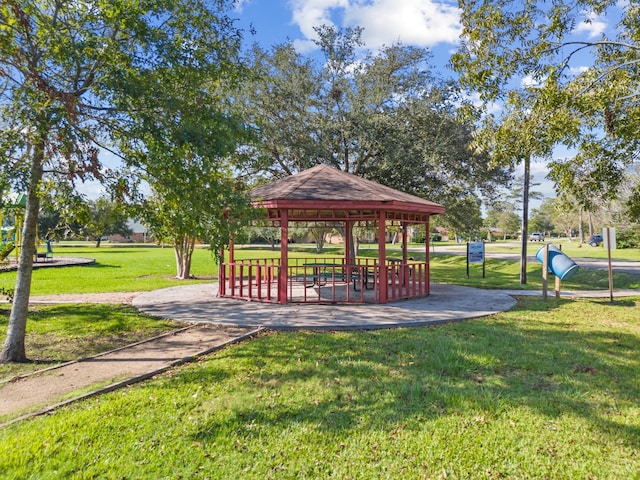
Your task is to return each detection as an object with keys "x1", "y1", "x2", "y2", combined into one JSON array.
[{"x1": 157, "y1": 298, "x2": 640, "y2": 449}]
